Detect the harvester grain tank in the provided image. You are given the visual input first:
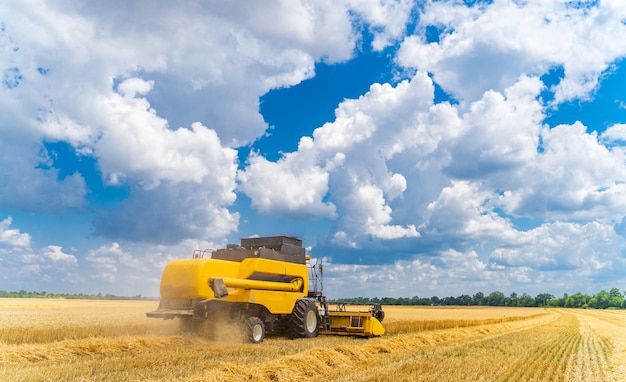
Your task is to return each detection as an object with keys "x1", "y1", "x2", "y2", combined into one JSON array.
[{"x1": 147, "y1": 236, "x2": 384, "y2": 343}]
